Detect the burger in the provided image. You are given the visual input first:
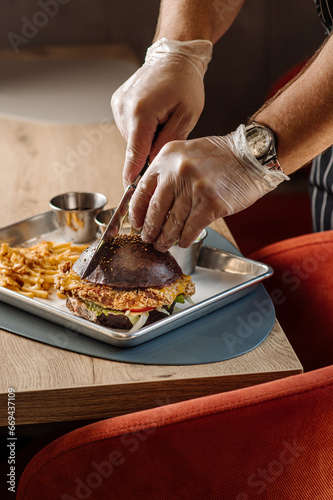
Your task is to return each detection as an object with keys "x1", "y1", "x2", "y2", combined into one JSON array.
[{"x1": 55, "y1": 234, "x2": 195, "y2": 332}]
